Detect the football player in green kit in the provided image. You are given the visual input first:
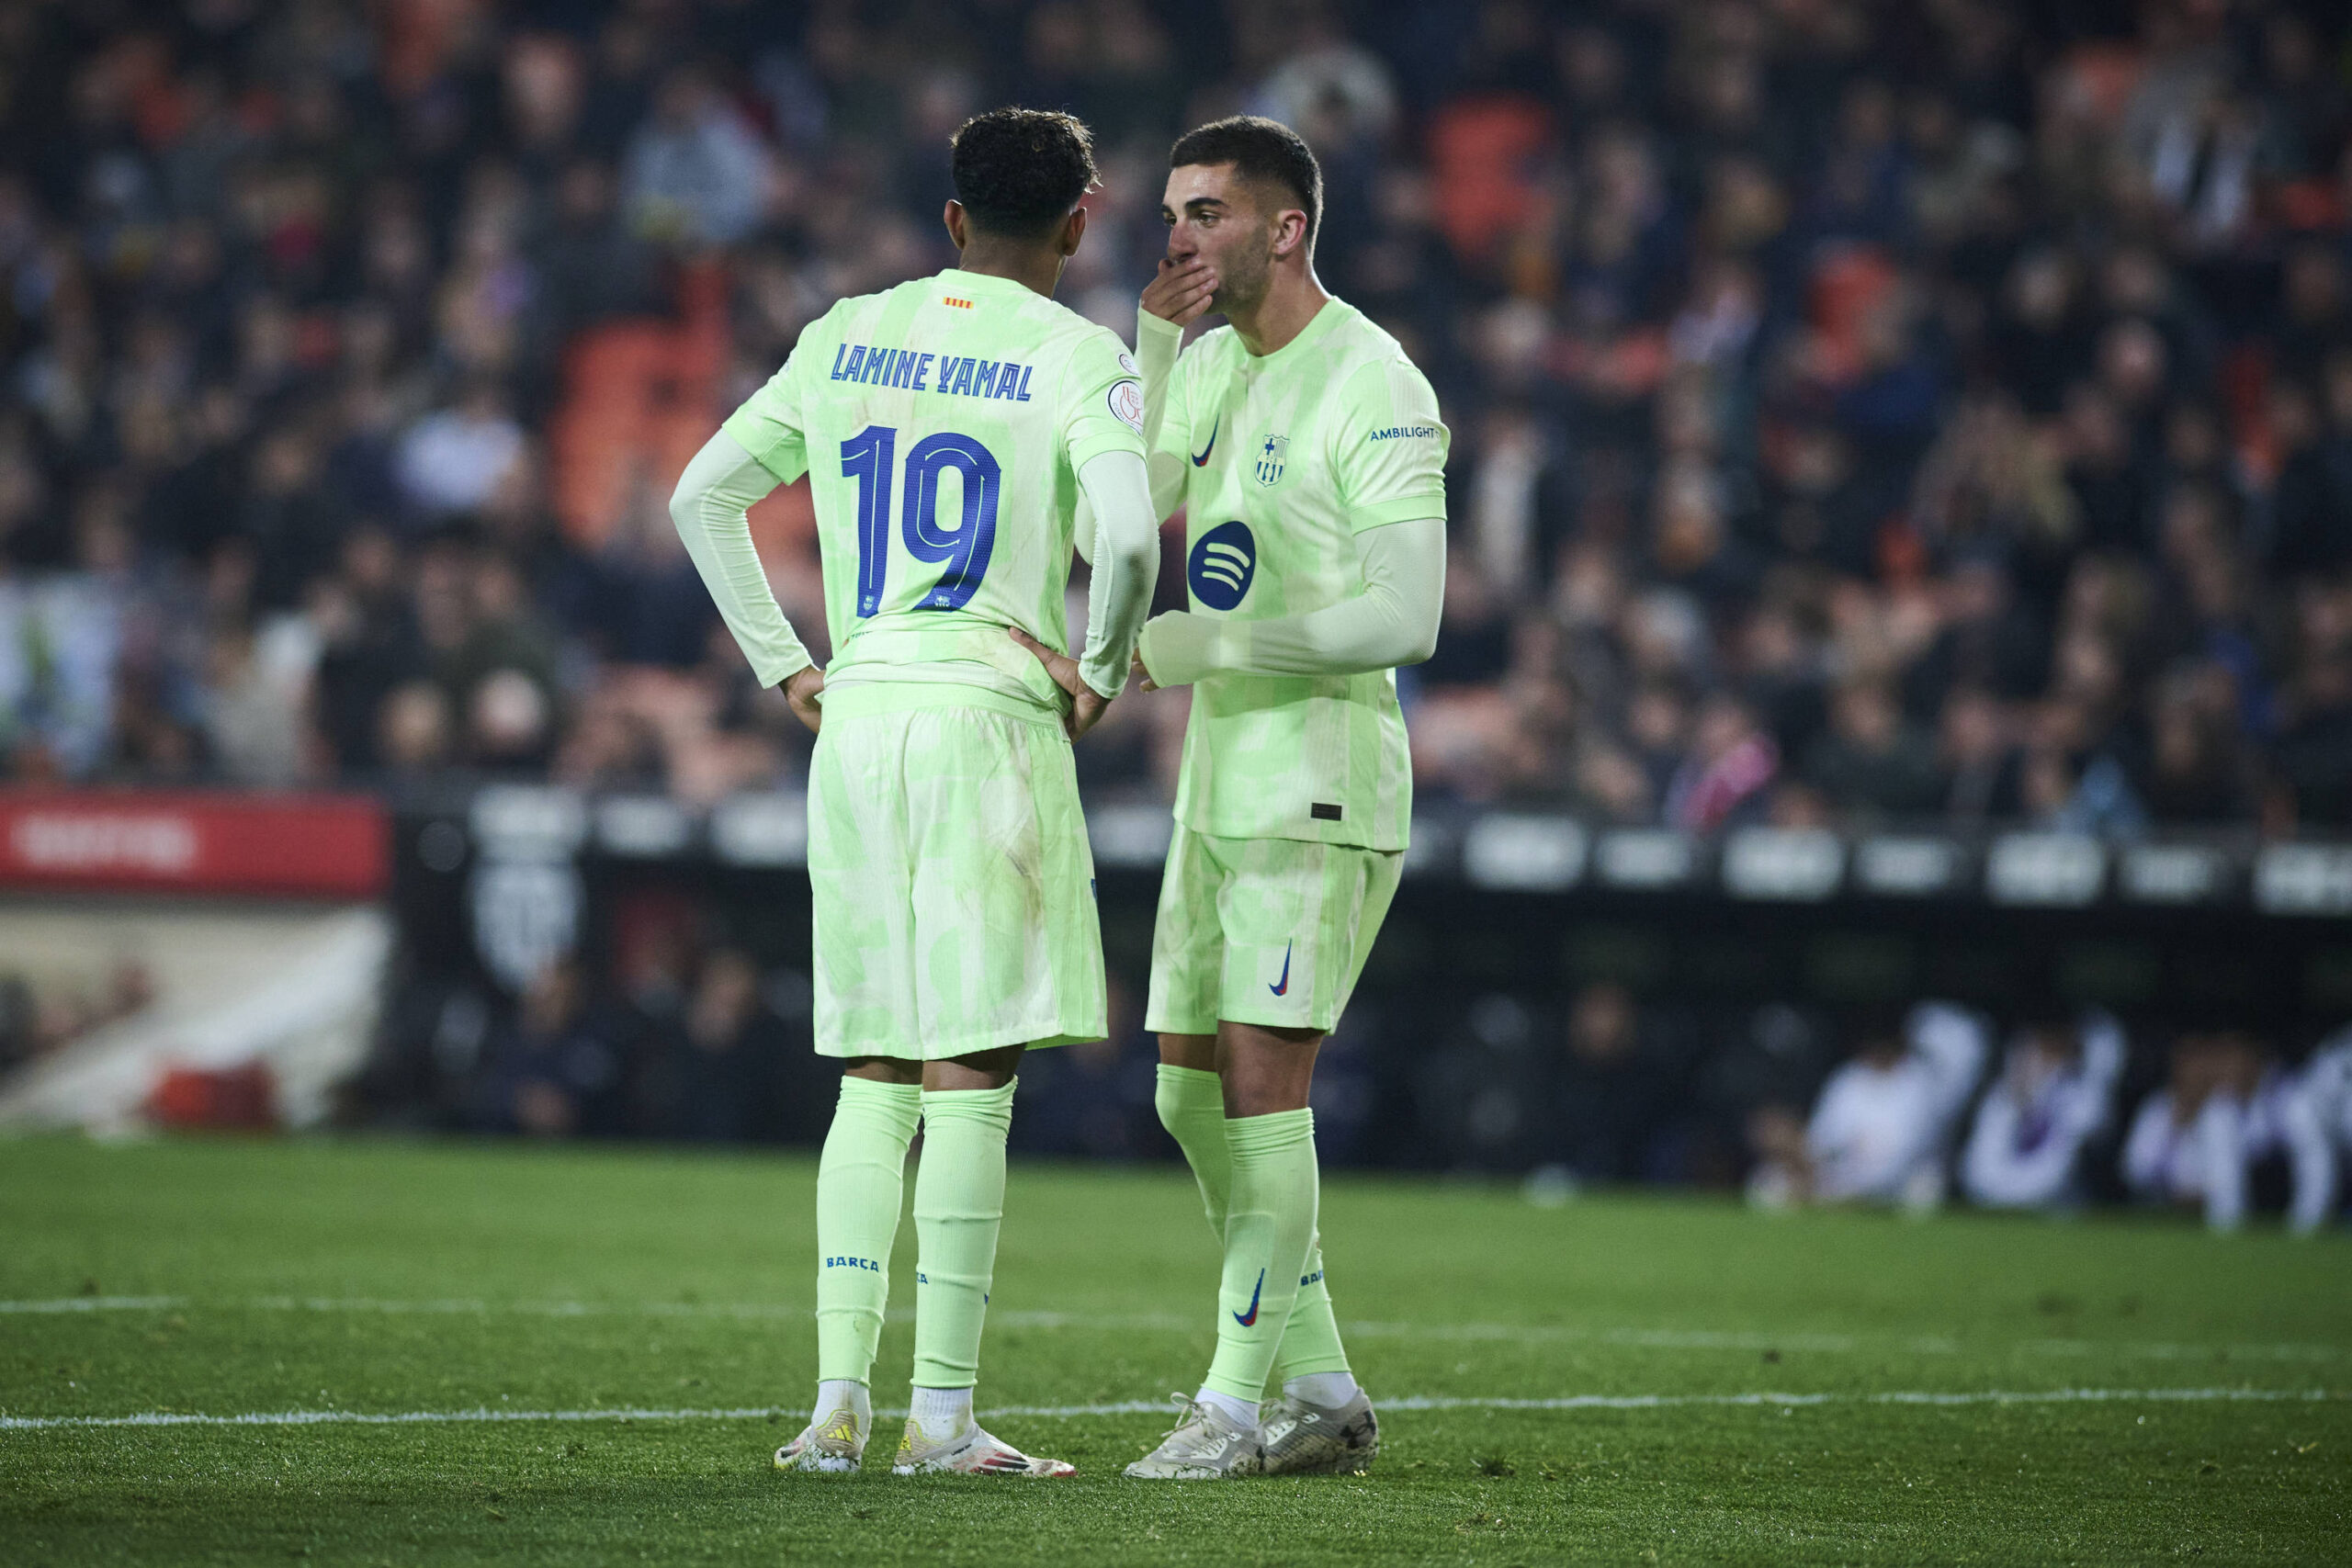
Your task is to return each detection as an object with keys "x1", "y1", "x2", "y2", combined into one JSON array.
[
  {"x1": 1121, "y1": 117, "x2": 1448, "y2": 1480},
  {"x1": 670, "y1": 107, "x2": 1157, "y2": 1478}
]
